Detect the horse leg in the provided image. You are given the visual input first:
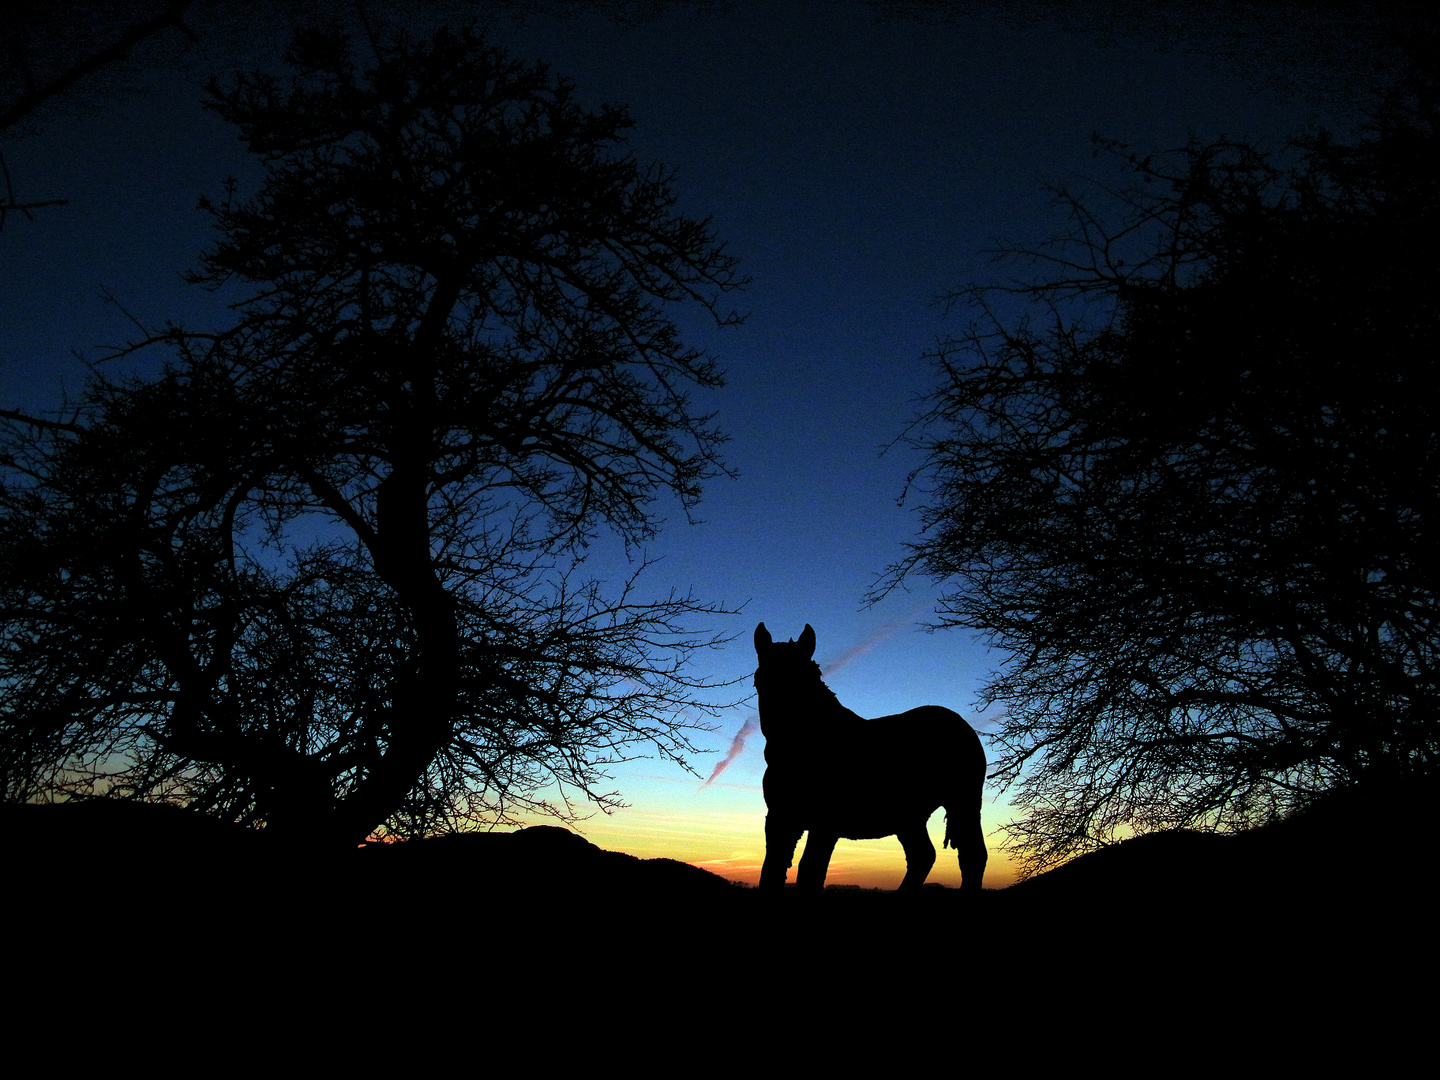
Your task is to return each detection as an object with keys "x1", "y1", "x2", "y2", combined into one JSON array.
[
  {"x1": 761, "y1": 815, "x2": 803, "y2": 891},
  {"x1": 896, "y1": 824, "x2": 936, "y2": 891},
  {"x1": 945, "y1": 803, "x2": 988, "y2": 893},
  {"x1": 958, "y1": 813, "x2": 988, "y2": 893},
  {"x1": 796, "y1": 831, "x2": 837, "y2": 891}
]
